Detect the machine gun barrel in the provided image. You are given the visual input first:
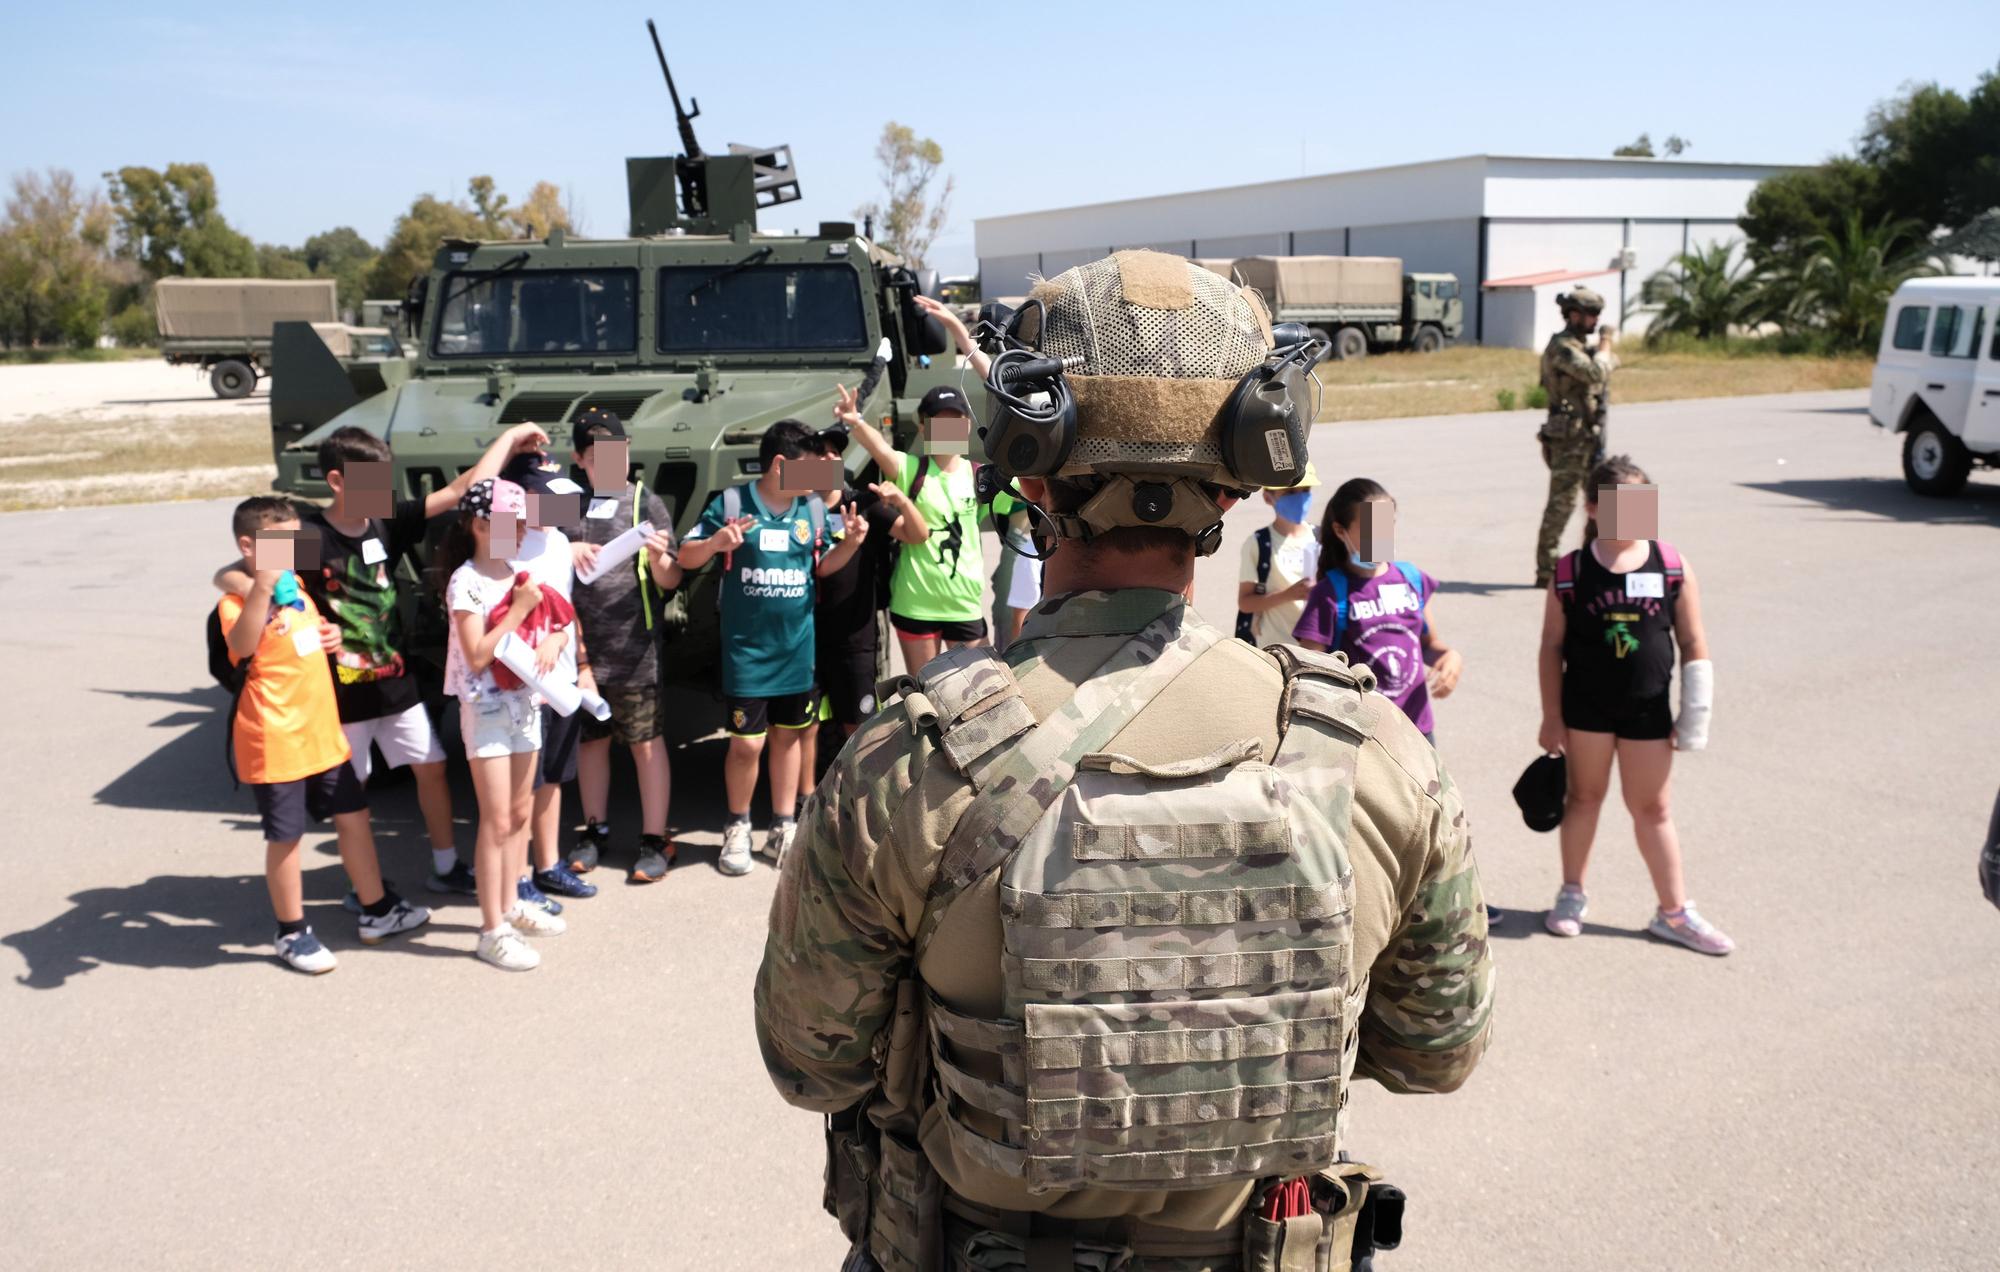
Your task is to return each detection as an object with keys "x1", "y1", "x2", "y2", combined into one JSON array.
[{"x1": 646, "y1": 18, "x2": 703, "y2": 159}]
